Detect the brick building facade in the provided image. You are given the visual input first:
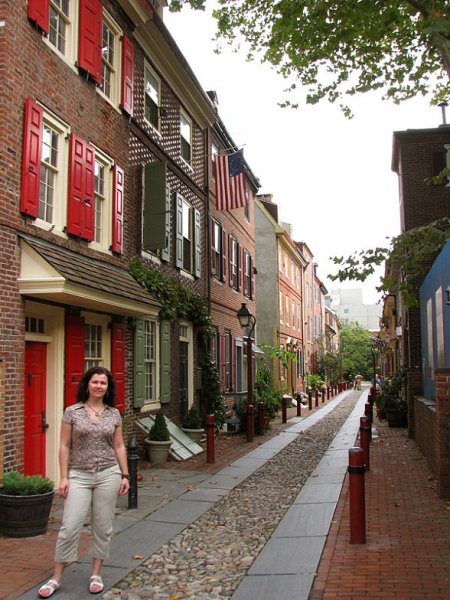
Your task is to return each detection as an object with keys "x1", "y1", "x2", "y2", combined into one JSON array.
[
  {"x1": 391, "y1": 126, "x2": 450, "y2": 437},
  {"x1": 0, "y1": 0, "x2": 224, "y2": 481}
]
